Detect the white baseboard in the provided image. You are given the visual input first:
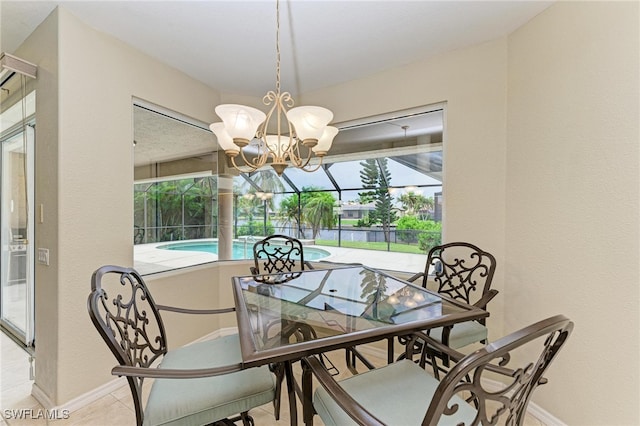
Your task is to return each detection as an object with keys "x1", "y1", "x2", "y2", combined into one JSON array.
[
  {"x1": 32, "y1": 377, "x2": 125, "y2": 413},
  {"x1": 191, "y1": 327, "x2": 237, "y2": 342},
  {"x1": 31, "y1": 328, "x2": 236, "y2": 413},
  {"x1": 527, "y1": 403, "x2": 567, "y2": 426},
  {"x1": 31, "y1": 383, "x2": 54, "y2": 410}
]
